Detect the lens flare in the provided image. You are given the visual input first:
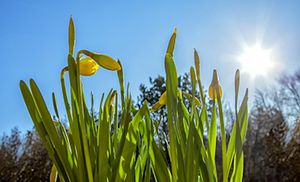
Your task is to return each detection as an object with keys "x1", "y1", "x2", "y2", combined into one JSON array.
[{"x1": 238, "y1": 43, "x2": 274, "y2": 78}]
